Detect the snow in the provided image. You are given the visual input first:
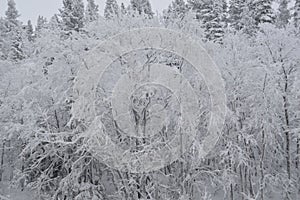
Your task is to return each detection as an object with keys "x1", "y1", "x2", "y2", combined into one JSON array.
[
  {"x1": 0, "y1": 0, "x2": 300, "y2": 199},
  {"x1": 0, "y1": 182, "x2": 34, "y2": 200}
]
